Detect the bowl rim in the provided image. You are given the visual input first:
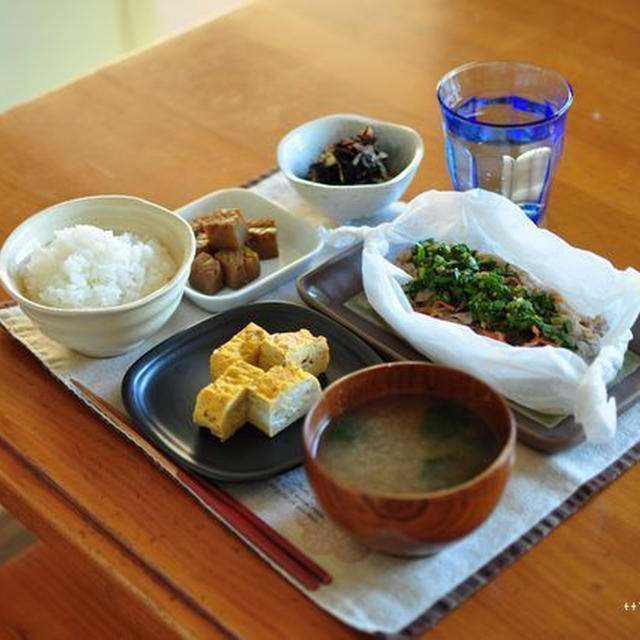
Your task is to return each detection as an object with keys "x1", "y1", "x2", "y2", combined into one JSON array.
[
  {"x1": 436, "y1": 60, "x2": 574, "y2": 129},
  {"x1": 277, "y1": 113, "x2": 424, "y2": 191},
  {"x1": 303, "y1": 361, "x2": 516, "y2": 500},
  {"x1": 0, "y1": 194, "x2": 196, "y2": 316}
]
